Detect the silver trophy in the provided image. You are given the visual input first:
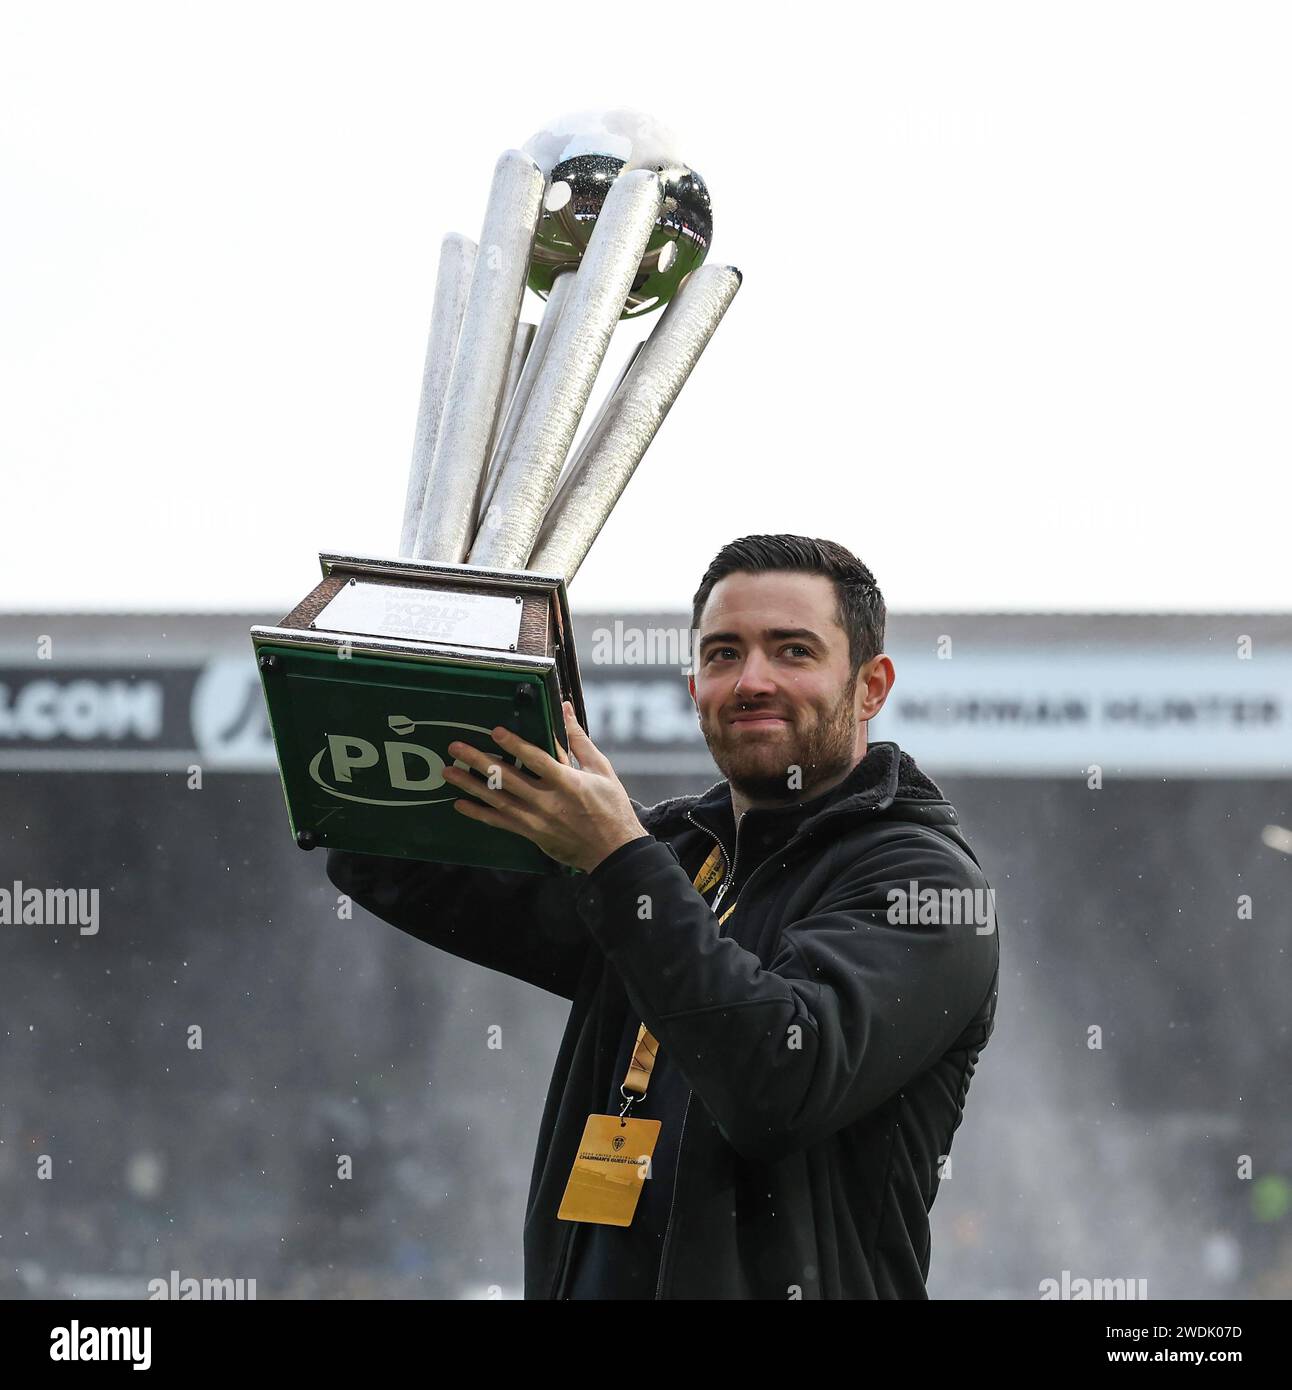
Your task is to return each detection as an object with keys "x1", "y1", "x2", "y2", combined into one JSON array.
[{"x1": 252, "y1": 108, "x2": 741, "y2": 871}]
